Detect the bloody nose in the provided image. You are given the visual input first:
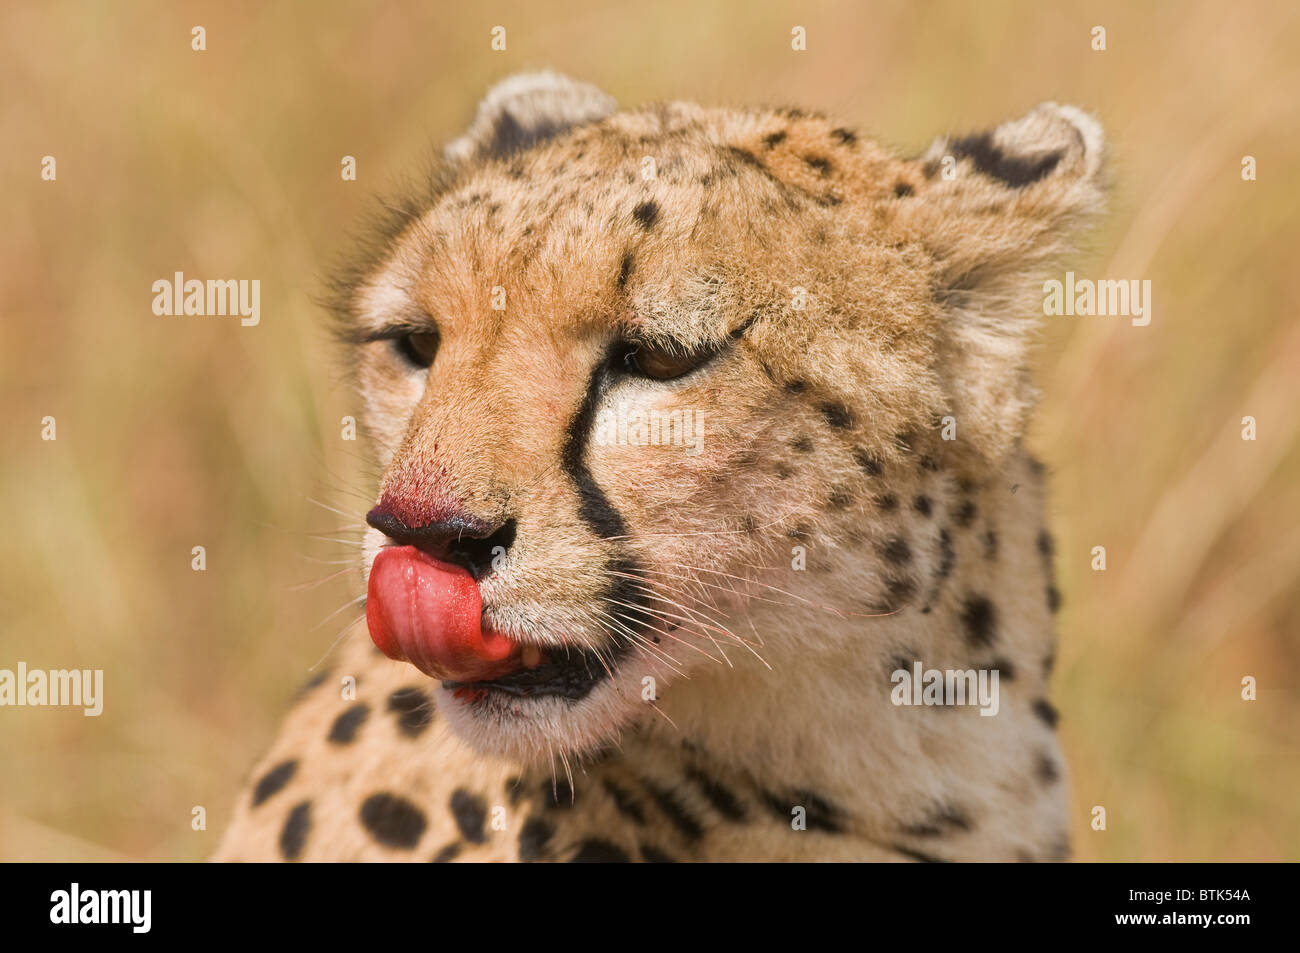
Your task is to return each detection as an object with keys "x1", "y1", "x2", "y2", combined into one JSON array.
[{"x1": 365, "y1": 546, "x2": 519, "y2": 681}]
